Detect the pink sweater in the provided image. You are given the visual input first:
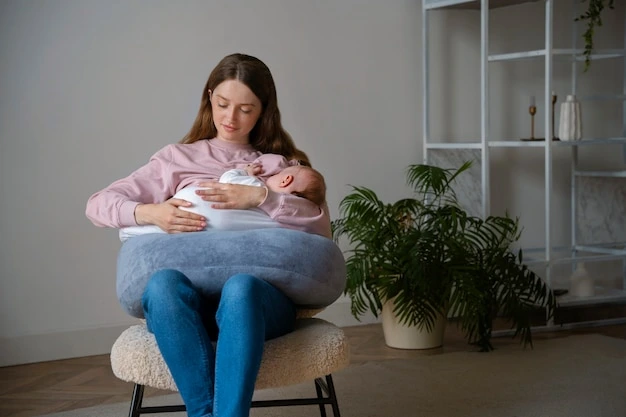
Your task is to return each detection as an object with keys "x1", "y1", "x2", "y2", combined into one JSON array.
[{"x1": 85, "y1": 138, "x2": 331, "y2": 238}]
